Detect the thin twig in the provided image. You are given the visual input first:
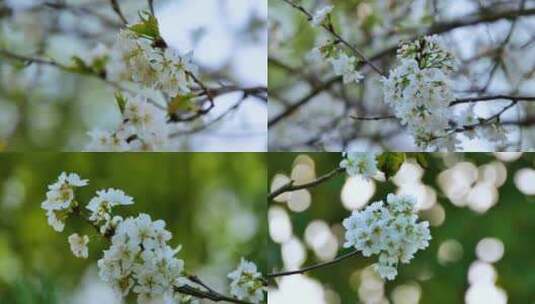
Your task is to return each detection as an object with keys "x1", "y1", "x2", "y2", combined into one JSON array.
[
  {"x1": 109, "y1": 0, "x2": 128, "y2": 24},
  {"x1": 280, "y1": 0, "x2": 385, "y2": 76},
  {"x1": 351, "y1": 115, "x2": 396, "y2": 121},
  {"x1": 71, "y1": 207, "x2": 252, "y2": 304},
  {"x1": 43, "y1": 2, "x2": 122, "y2": 28},
  {"x1": 148, "y1": 0, "x2": 155, "y2": 15},
  {"x1": 268, "y1": 167, "x2": 345, "y2": 200},
  {"x1": 347, "y1": 95, "x2": 535, "y2": 122},
  {"x1": 267, "y1": 250, "x2": 360, "y2": 278},
  {"x1": 449, "y1": 95, "x2": 535, "y2": 106}
]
